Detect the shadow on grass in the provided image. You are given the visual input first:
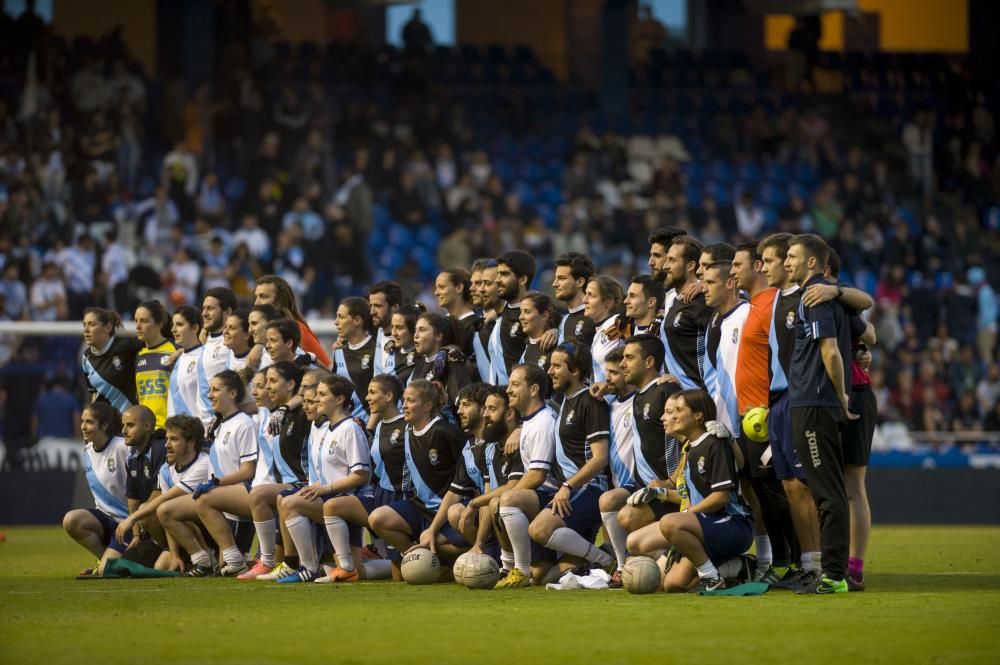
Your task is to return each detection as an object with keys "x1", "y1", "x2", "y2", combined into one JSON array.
[{"x1": 873, "y1": 572, "x2": 1000, "y2": 592}]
